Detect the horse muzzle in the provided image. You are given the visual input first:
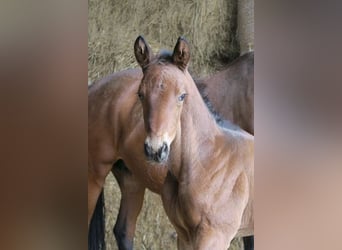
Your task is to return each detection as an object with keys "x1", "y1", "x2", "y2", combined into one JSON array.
[{"x1": 144, "y1": 141, "x2": 169, "y2": 163}]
